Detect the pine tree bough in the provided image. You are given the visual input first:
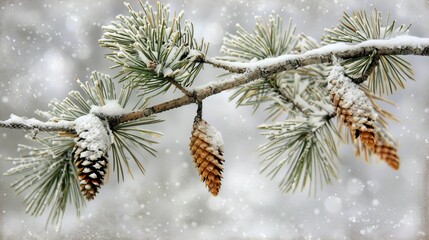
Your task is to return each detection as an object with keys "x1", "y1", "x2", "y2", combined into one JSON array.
[
  {"x1": 2, "y1": 2, "x2": 429, "y2": 227},
  {"x1": 0, "y1": 38, "x2": 428, "y2": 129},
  {"x1": 0, "y1": 115, "x2": 75, "y2": 132},
  {"x1": 114, "y1": 37, "x2": 429, "y2": 123}
]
